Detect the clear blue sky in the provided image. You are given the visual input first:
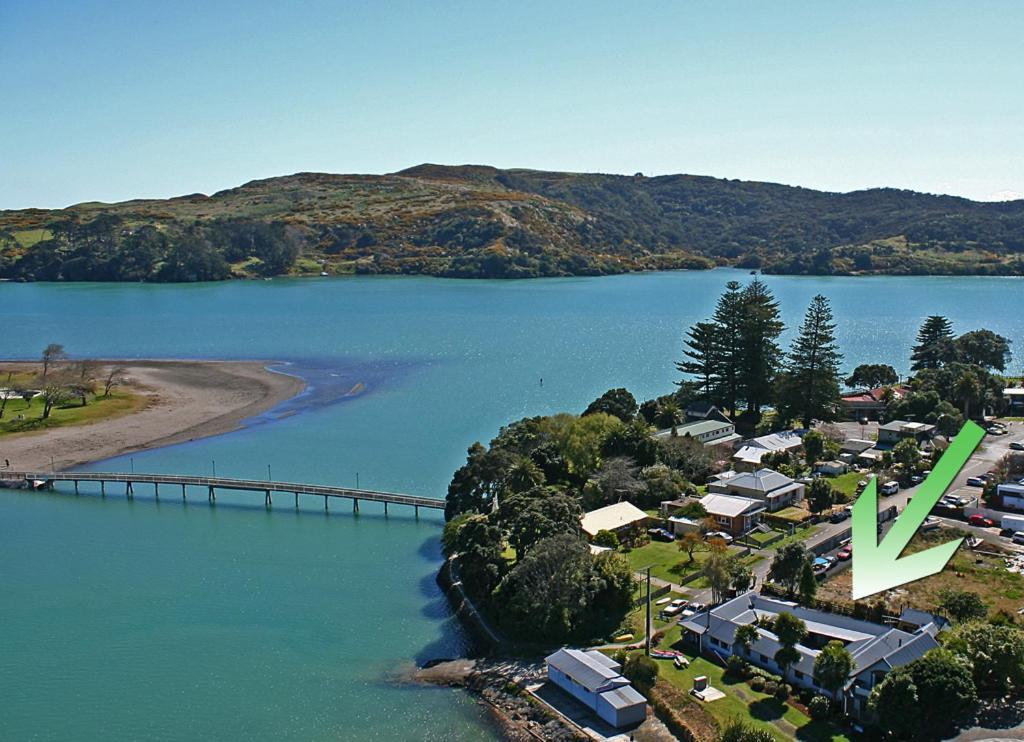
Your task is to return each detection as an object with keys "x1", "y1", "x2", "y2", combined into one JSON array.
[{"x1": 2, "y1": 0, "x2": 1022, "y2": 209}]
